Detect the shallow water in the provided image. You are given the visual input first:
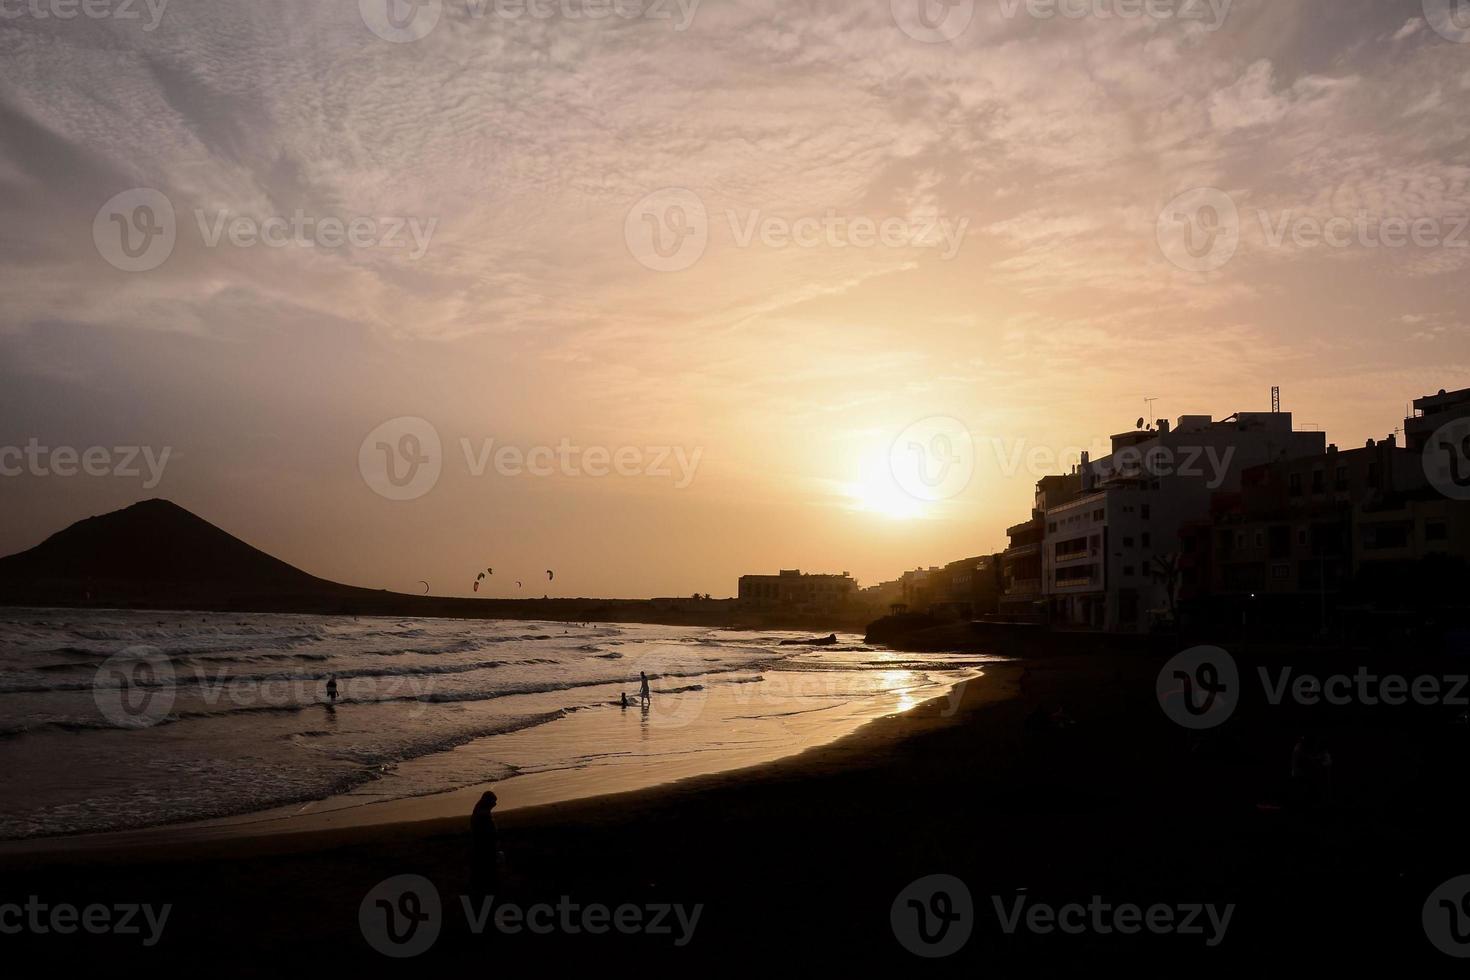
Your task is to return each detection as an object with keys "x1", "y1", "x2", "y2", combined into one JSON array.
[{"x1": 0, "y1": 609, "x2": 999, "y2": 840}]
